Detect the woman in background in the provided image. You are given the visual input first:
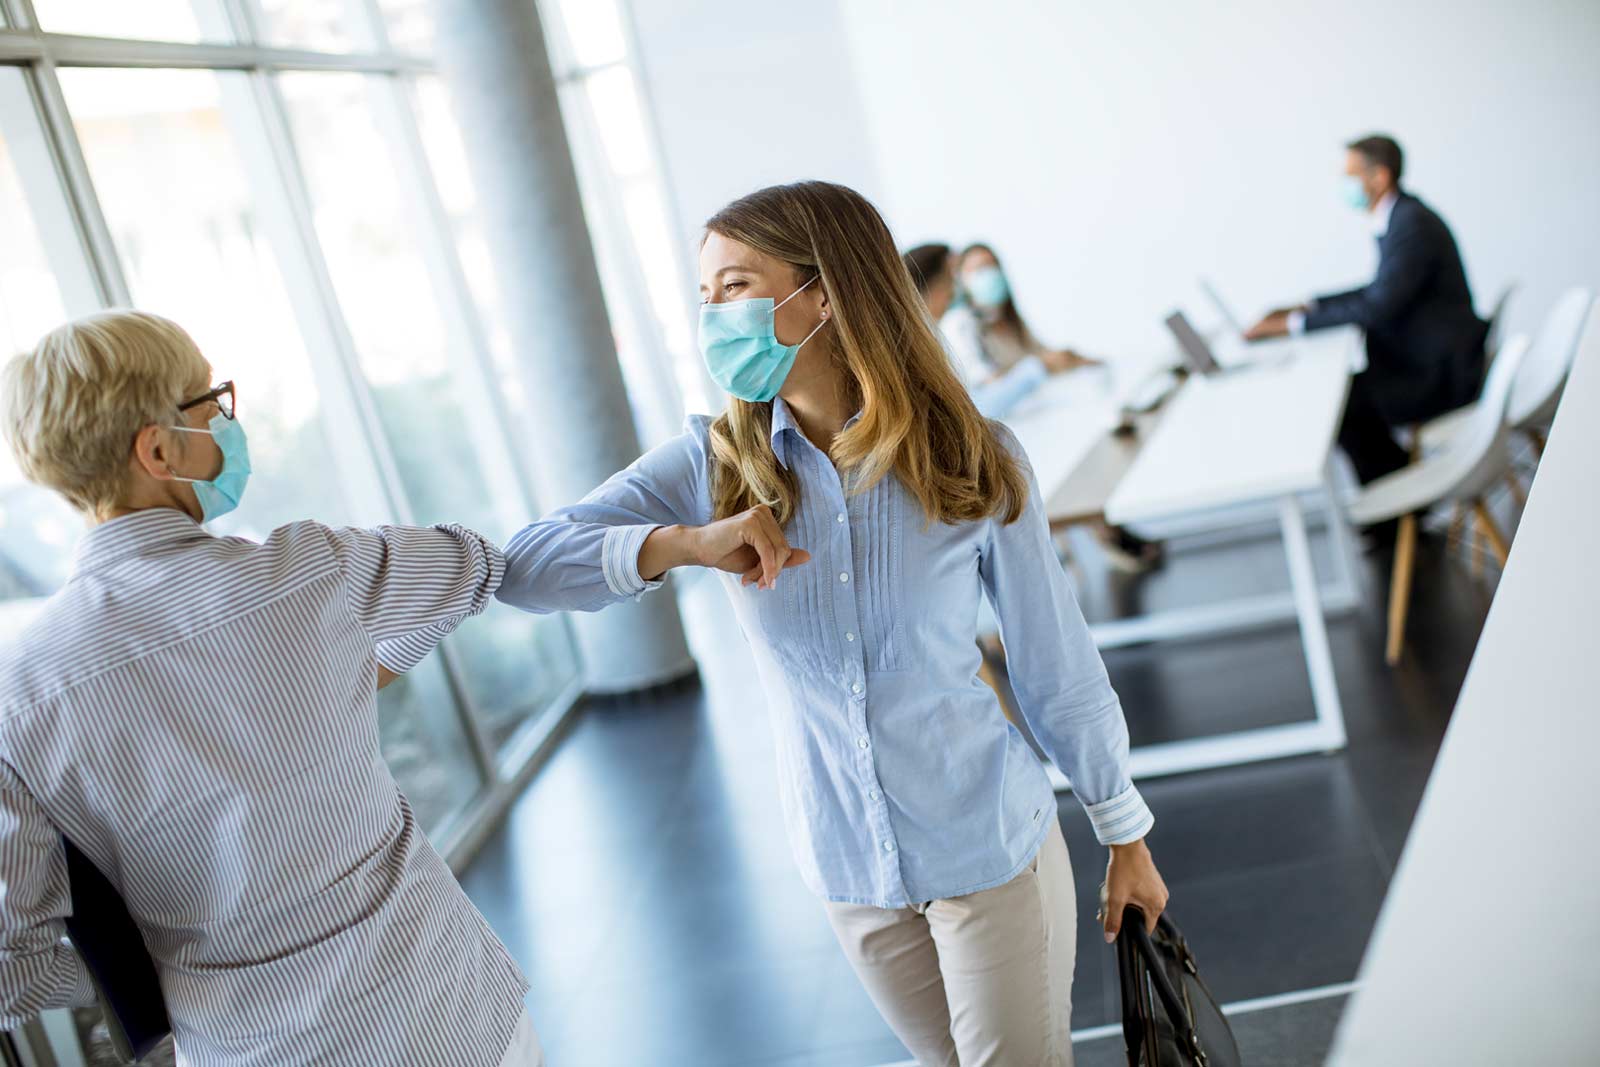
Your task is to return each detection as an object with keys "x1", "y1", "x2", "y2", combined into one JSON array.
[
  {"x1": 958, "y1": 242, "x2": 1096, "y2": 375},
  {"x1": 498, "y1": 181, "x2": 1167, "y2": 1065}
]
